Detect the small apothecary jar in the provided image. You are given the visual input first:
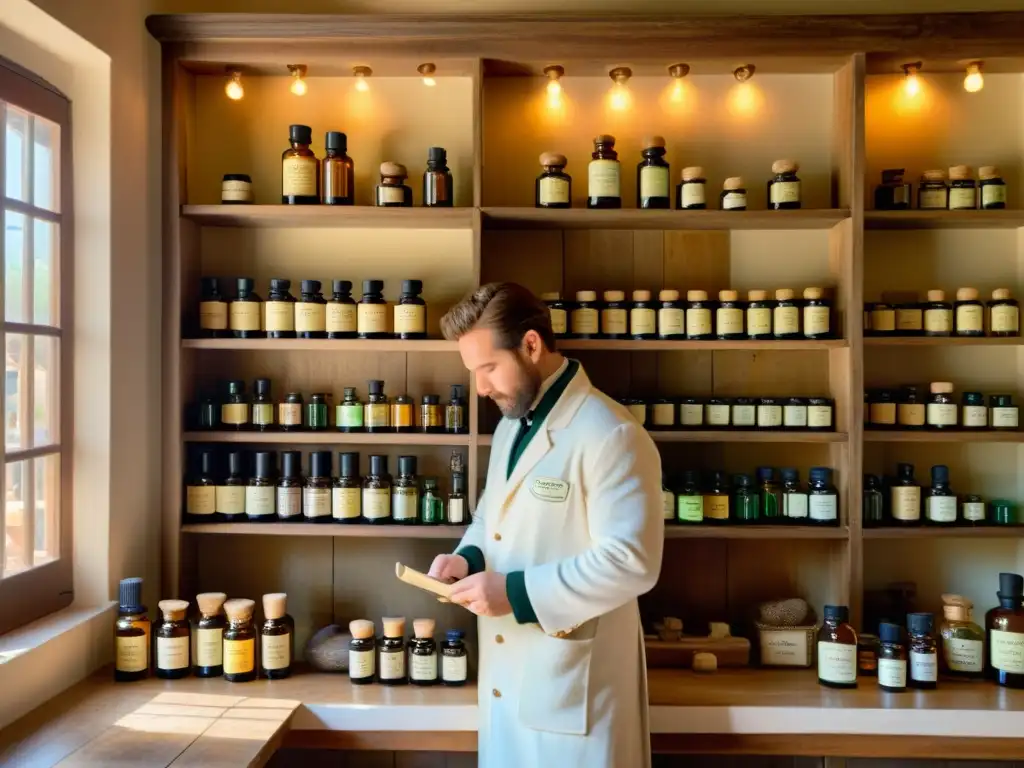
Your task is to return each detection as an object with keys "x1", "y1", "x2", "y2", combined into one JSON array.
[
  {"x1": 768, "y1": 159, "x2": 801, "y2": 209},
  {"x1": 376, "y1": 162, "x2": 413, "y2": 207},
  {"x1": 948, "y1": 165, "x2": 977, "y2": 211},
  {"x1": 918, "y1": 170, "x2": 948, "y2": 210},
  {"x1": 979, "y1": 165, "x2": 1007, "y2": 209}
]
